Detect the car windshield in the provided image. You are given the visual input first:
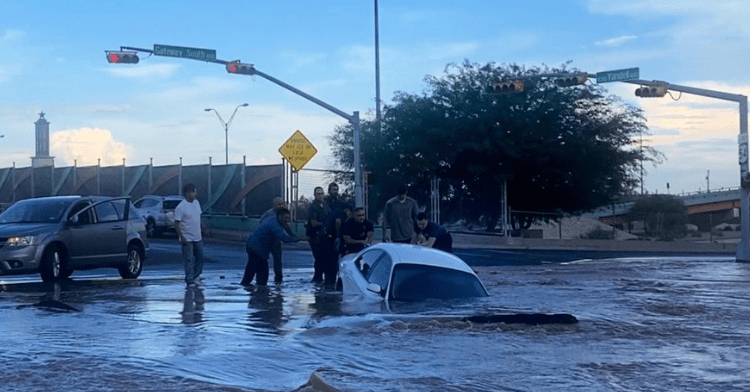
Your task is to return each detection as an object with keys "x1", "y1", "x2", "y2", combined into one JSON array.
[
  {"x1": 389, "y1": 263, "x2": 488, "y2": 302},
  {"x1": 0, "y1": 199, "x2": 75, "y2": 224}
]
